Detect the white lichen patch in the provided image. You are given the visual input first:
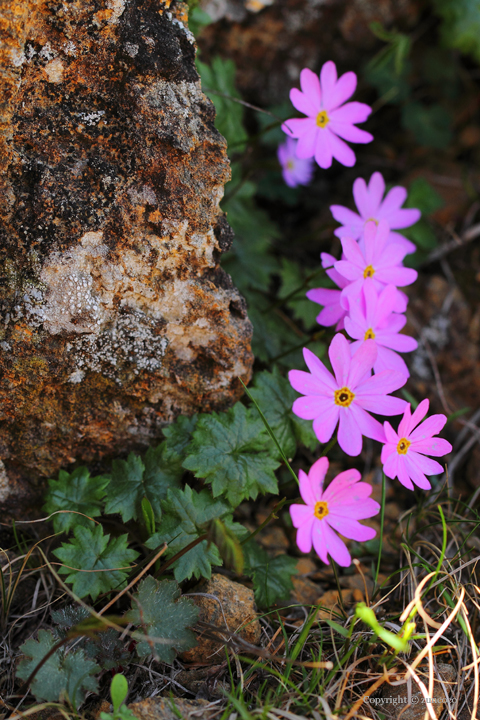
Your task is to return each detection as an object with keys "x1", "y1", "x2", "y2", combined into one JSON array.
[
  {"x1": 63, "y1": 41, "x2": 77, "y2": 57},
  {"x1": 0, "y1": 460, "x2": 11, "y2": 503},
  {"x1": 39, "y1": 42, "x2": 56, "y2": 61},
  {"x1": 106, "y1": 0, "x2": 126, "y2": 23},
  {"x1": 68, "y1": 369, "x2": 85, "y2": 383},
  {"x1": 10, "y1": 48, "x2": 26, "y2": 67},
  {"x1": 44, "y1": 58, "x2": 64, "y2": 84},
  {"x1": 124, "y1": 43, "x2": 139, "y2": 58},
  {"x1": 72, "y1": 310, "x2": 168, "y2": 378},
  {"x1": 77, "y1": 110, "x2": 105, "y2": 126}
]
